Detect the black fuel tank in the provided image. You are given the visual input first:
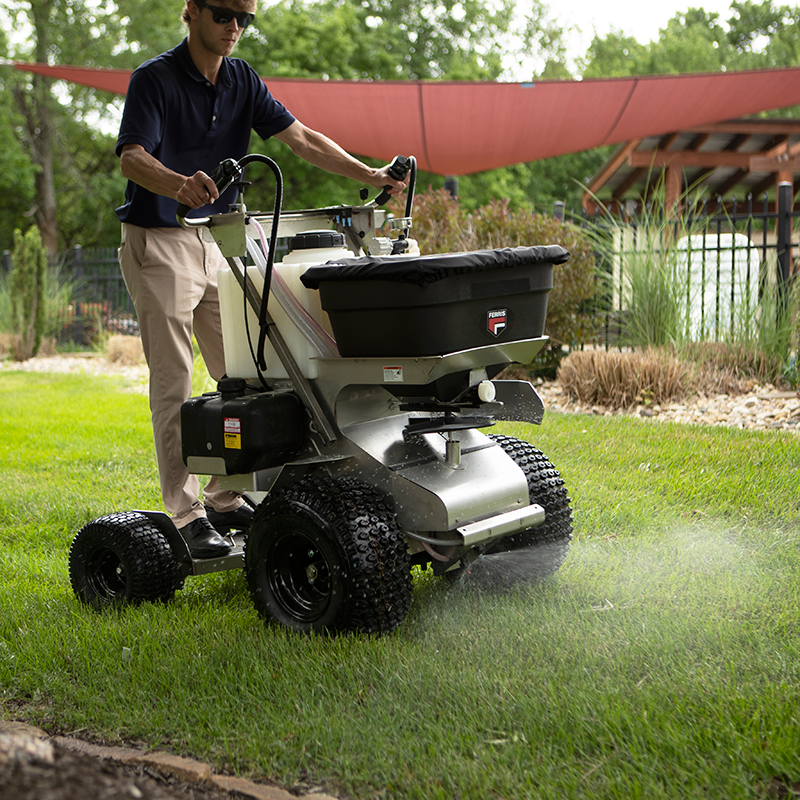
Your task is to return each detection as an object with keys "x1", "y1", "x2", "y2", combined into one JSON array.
[{"x1": 181, "y1": 389, "x2": 305, "y2": 475}]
